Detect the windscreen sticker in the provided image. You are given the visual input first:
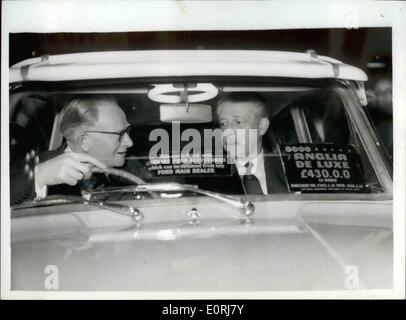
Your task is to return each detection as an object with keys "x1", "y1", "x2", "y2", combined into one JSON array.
[
  {"x1": 142, "y1": 153, "x2": 232, "y2": 177},
  {"x1": 279, "y1": 144, "x2": 366, "y2": 193}
]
